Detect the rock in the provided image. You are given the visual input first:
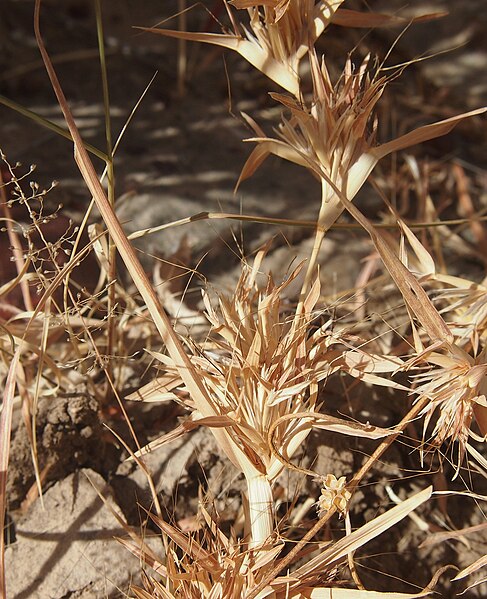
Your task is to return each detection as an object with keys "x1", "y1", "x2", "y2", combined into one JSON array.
[
  {"x1": 6, "y1": 469, "x2": 153, "y2": 599},
  {"x1": 7, "y1": 393, "x2": 106, "y2": 510},
  {"x1": 111, "y1": 426, "x2": 243, "y2": 526}
]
